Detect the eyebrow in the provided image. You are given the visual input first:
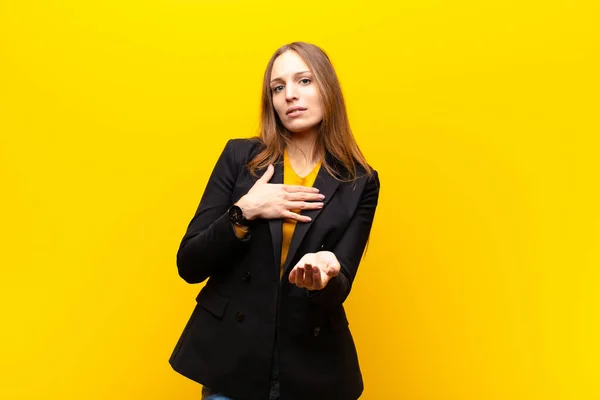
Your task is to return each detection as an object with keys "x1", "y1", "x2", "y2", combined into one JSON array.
[{"x1": 270, "y1": 71, "x2": 312, "y2": 84}]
